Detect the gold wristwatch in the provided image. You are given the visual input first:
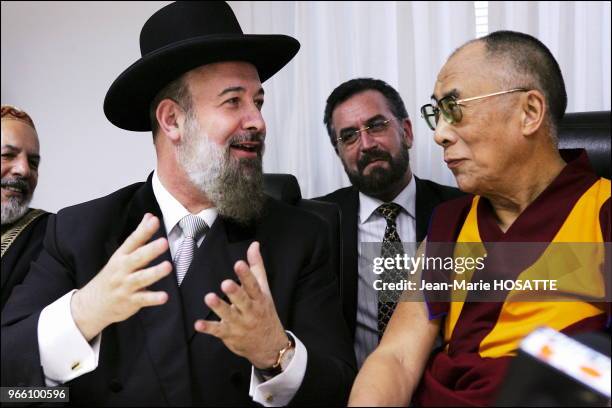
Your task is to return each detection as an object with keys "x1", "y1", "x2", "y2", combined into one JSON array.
[{"x1": 258, "y1": 332, "x2": 296, "y2": 378}]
